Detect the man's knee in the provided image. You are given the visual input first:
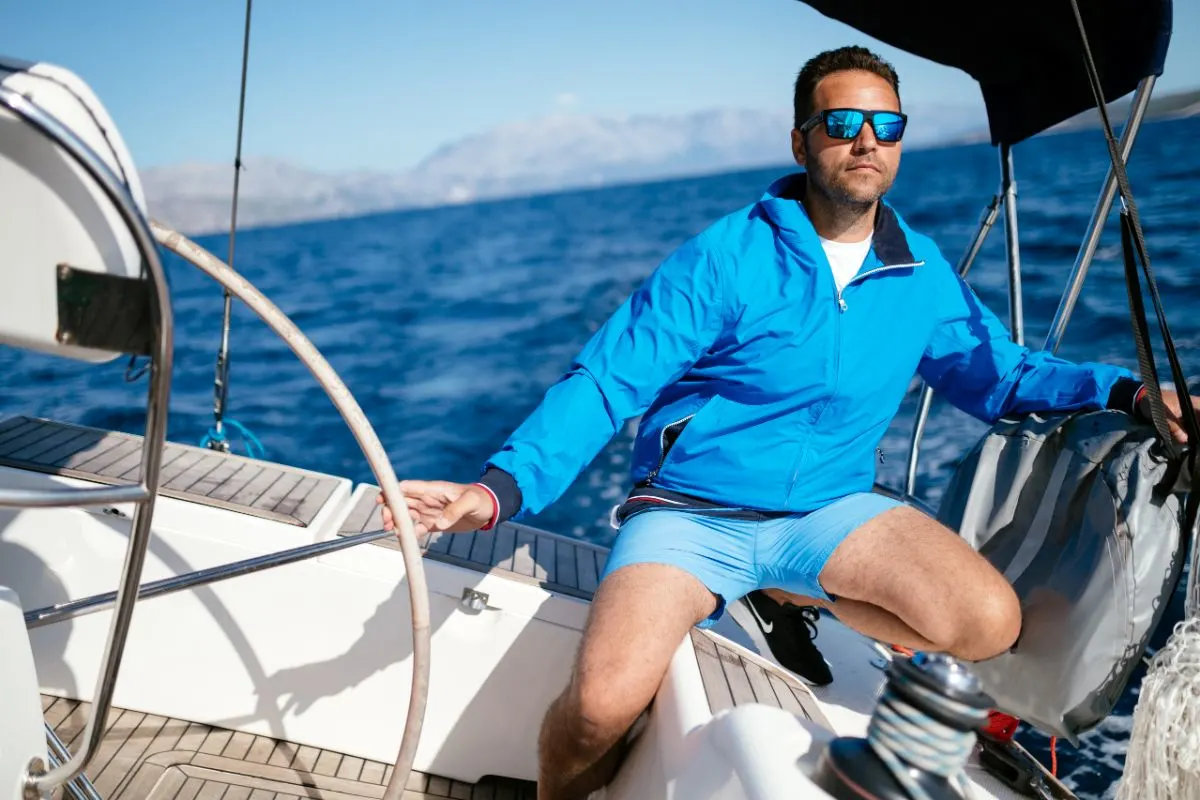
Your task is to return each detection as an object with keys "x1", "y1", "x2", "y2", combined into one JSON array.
[
  {"x1": 563, "y1": 671, "x2": 648, "y2": 749},
  {"x1": 976, "y1": 582, "x2": 1023, "y2": 657},
  {"x1": 552, "y1": 563, "x2": 715, "y2": 747},
  {"x1": 941, "y1": 581, "x2": 1022, "y2": 661}
]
